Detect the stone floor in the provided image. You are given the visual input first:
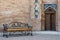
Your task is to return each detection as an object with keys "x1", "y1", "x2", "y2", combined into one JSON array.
[{"x1": 0, "y1": 31, "x2": 60, "y2": 40}]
